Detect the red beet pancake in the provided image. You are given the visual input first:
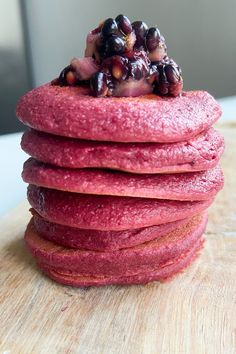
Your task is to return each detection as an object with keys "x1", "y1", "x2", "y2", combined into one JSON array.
[
  {"x1": 40, "y1": 239, "x2": 203, "y2": 286},
  {"x1": 25, "y1": 213, "x2": 206, "y2": 283},
  {"x1": 21, "y1": 128, "x2": 224, "y2": 174},
  {"x1": 16, "y1": 84, "x2": 221, "y2": 143},
  {"x1": 33, "y1": 212, "x2": 190, "y2": 250},
  {"x1": 27, "y1": 185, "x2": 213, "y2": 230},
  {"x1": 23, "y1": 159, "x2": 224, "y2": 201}
]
